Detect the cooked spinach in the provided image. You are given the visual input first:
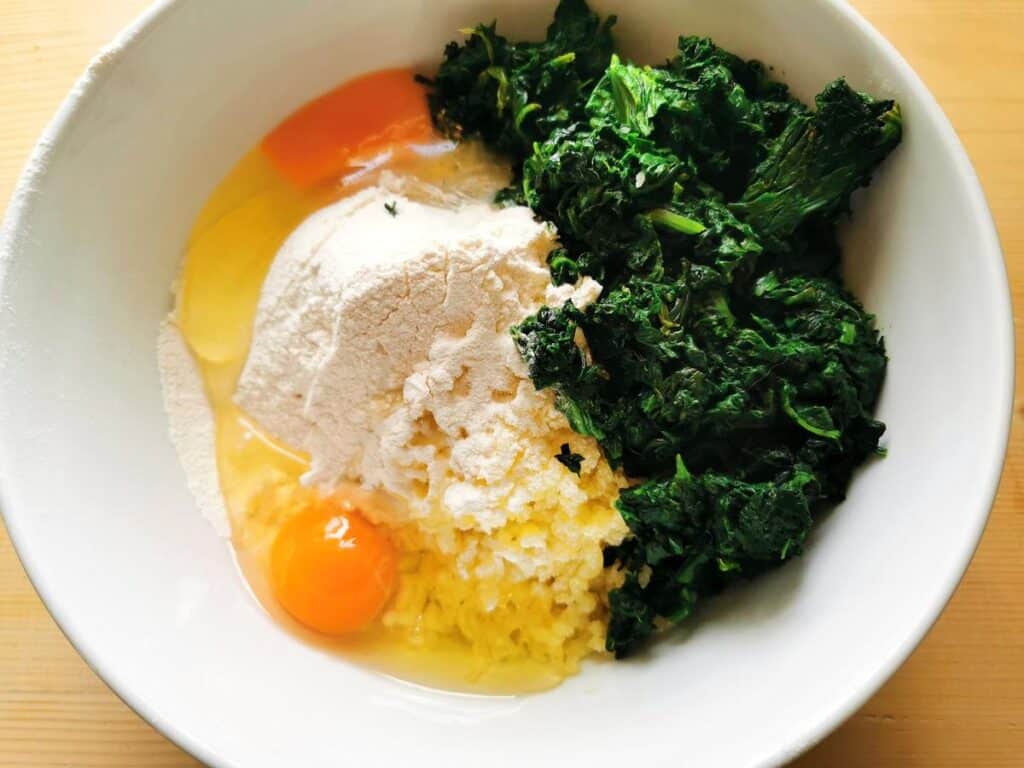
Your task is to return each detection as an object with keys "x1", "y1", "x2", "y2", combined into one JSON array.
[
  {"x1": 425, "y1": 0, "x2": 900, "y2": 655},
  {"x1": 422, "y1": 0, "x2": 616, "y2": 160}
]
